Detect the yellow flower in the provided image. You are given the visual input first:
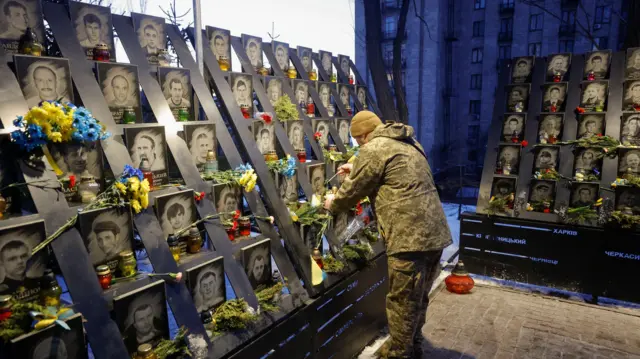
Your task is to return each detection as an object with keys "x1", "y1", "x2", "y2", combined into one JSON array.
[
  {"x1": 140, "y1": 179, "x2": 150, "y2": 193},
  {"x1": 127, "y1": 177, "x2": 140, "y2": 192},
  {"x1": 245, "y1": 174, "x2": 257, "y2": 192},
  {"x1": 115, "y1": 182, "x2": 127, "y2": 195},
  {"x1": 289, "y1": 209, "x2": 299, "y2": 222},
  {"x1": 238, "y1": 169, "x2": 254, "y2": 186},
  {"x1": 140, "y1": 193, "x2": 149, "y2": 209},
  {"x1": 50, "y1": 132, "x2": 62, "y2": 142},
  {"x1": 311, "y1": 194, "x2": 321, "y2": 207},
  {"x1": 131, "y1": 199, "x2": 142, "y2": 214}
]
